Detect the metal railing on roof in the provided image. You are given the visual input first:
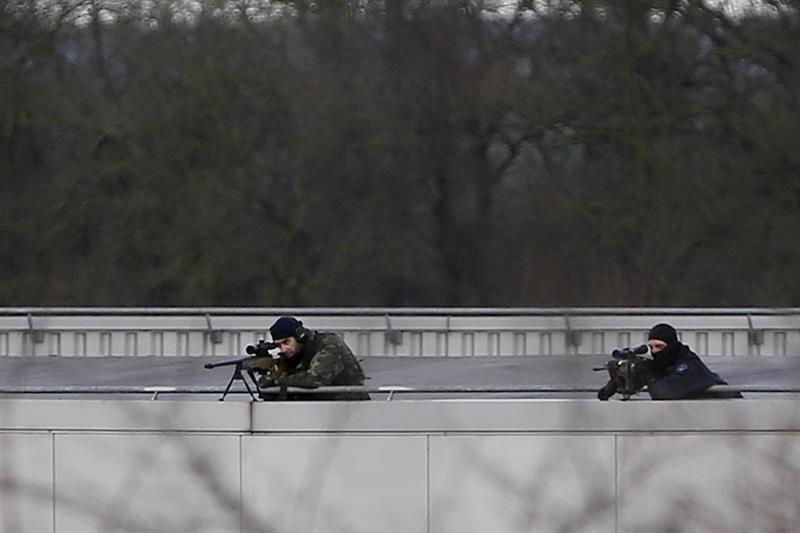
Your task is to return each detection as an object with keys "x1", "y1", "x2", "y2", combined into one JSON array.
[
  {"x1": 2, "y1": 307, "x2": 800, "y2": 316},
  {"x1": 1, "y1": 308, "x2": 799, "y2": 357}
]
